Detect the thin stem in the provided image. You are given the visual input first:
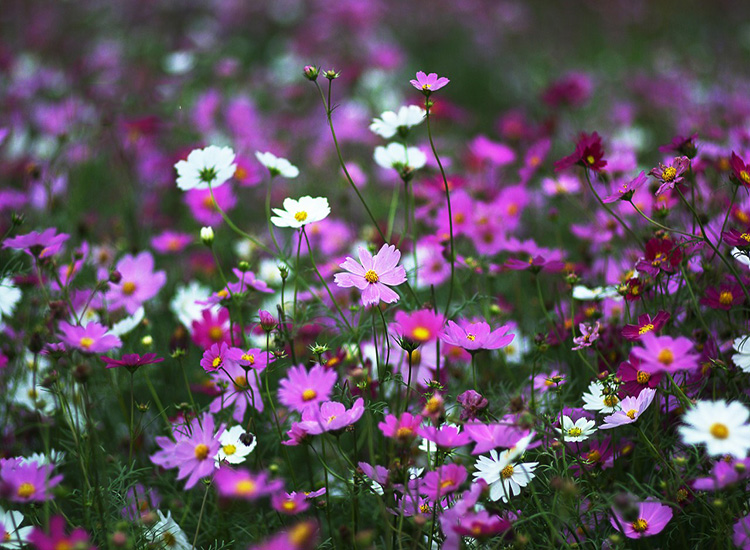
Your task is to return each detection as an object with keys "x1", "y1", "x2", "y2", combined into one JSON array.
[
  {"x1": 191, "y1": 482, "x2": 211, "y2": 549},
  {"x1": 584, "y1": 169, "x2": 641, "y2": 246}
]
